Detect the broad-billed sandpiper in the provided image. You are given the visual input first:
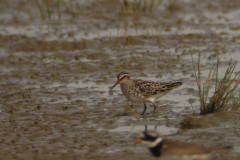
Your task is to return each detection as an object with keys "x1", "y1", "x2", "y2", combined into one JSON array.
[{"x1": 109, "y1": 72, "x2": 182, "y2": 115}]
